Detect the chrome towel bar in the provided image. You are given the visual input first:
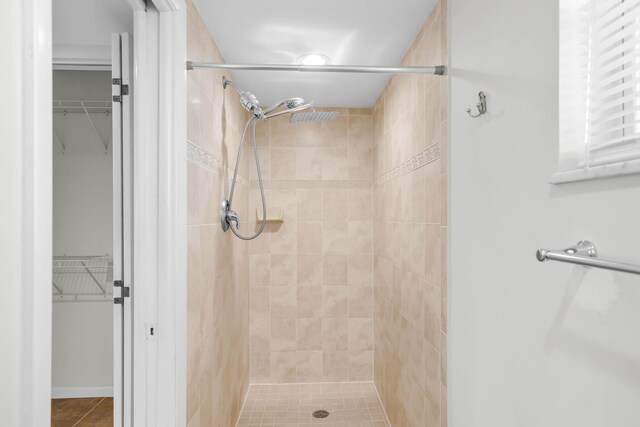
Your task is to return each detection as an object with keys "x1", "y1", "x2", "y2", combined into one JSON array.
[{"x1": 536, "y1": 241, "x2": 640, "y2": 276}]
